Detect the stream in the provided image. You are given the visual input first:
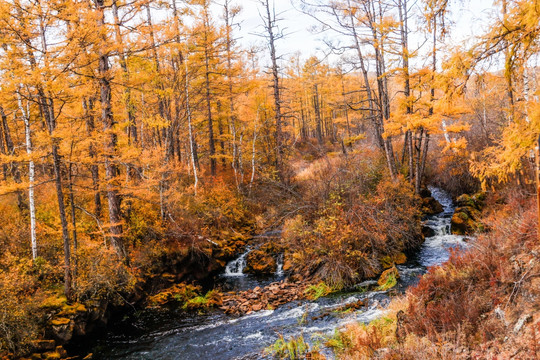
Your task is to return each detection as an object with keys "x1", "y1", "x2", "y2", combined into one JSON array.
[{"x1": 90, "y1": 187, "x2": 468, "y2": 360}]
